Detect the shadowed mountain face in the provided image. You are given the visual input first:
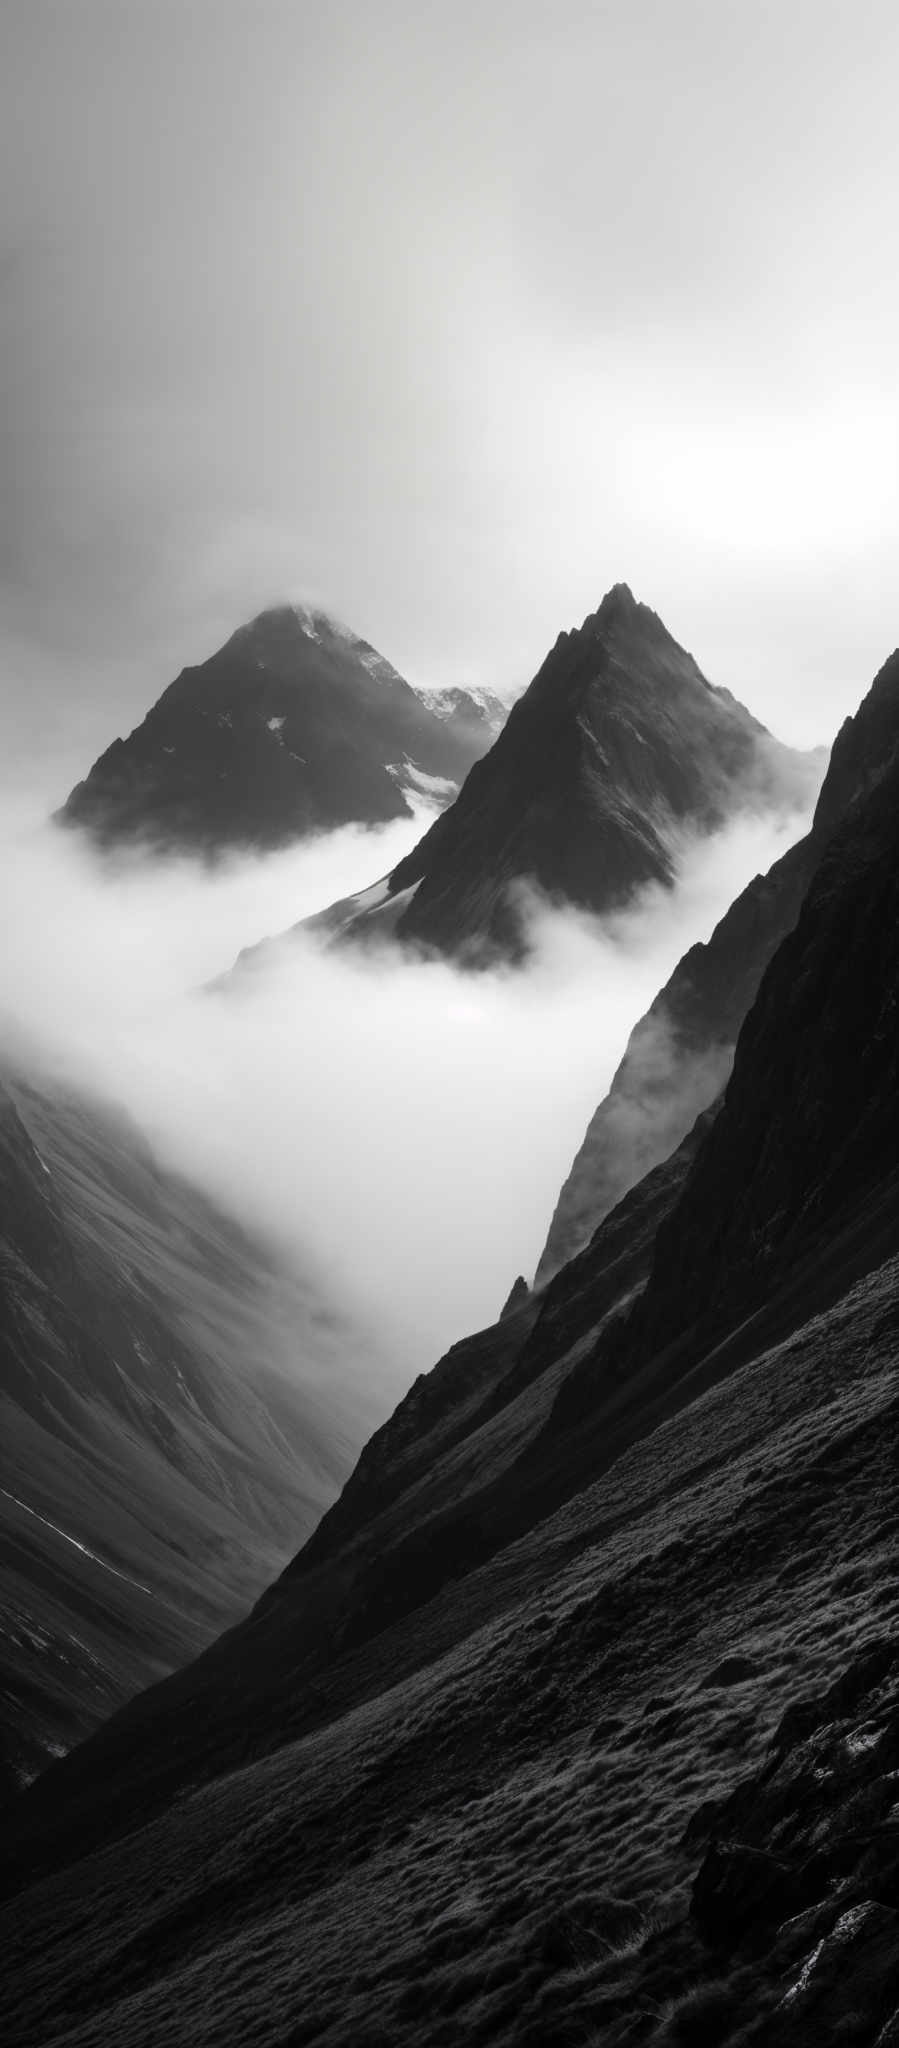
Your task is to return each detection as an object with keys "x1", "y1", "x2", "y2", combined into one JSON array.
[
  {"x1": 613, "y1": 725, "x2": 899, "y2": 1382},
  {"x1": 318, "y1": 583, "x2": 820, "y2": 962},
  {"x1": 0, "y1": 1070, "x2": 371, "y2": 1801},
  {"x1": 58, "y1": 607, "x2": 506, "y2": 855},
  {"x1": 5, "y1": 658, "x2": 899, "y2": 2047},
  {"x1": 536, "y1": 648, "x2": 899, "y2": 1281}
]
